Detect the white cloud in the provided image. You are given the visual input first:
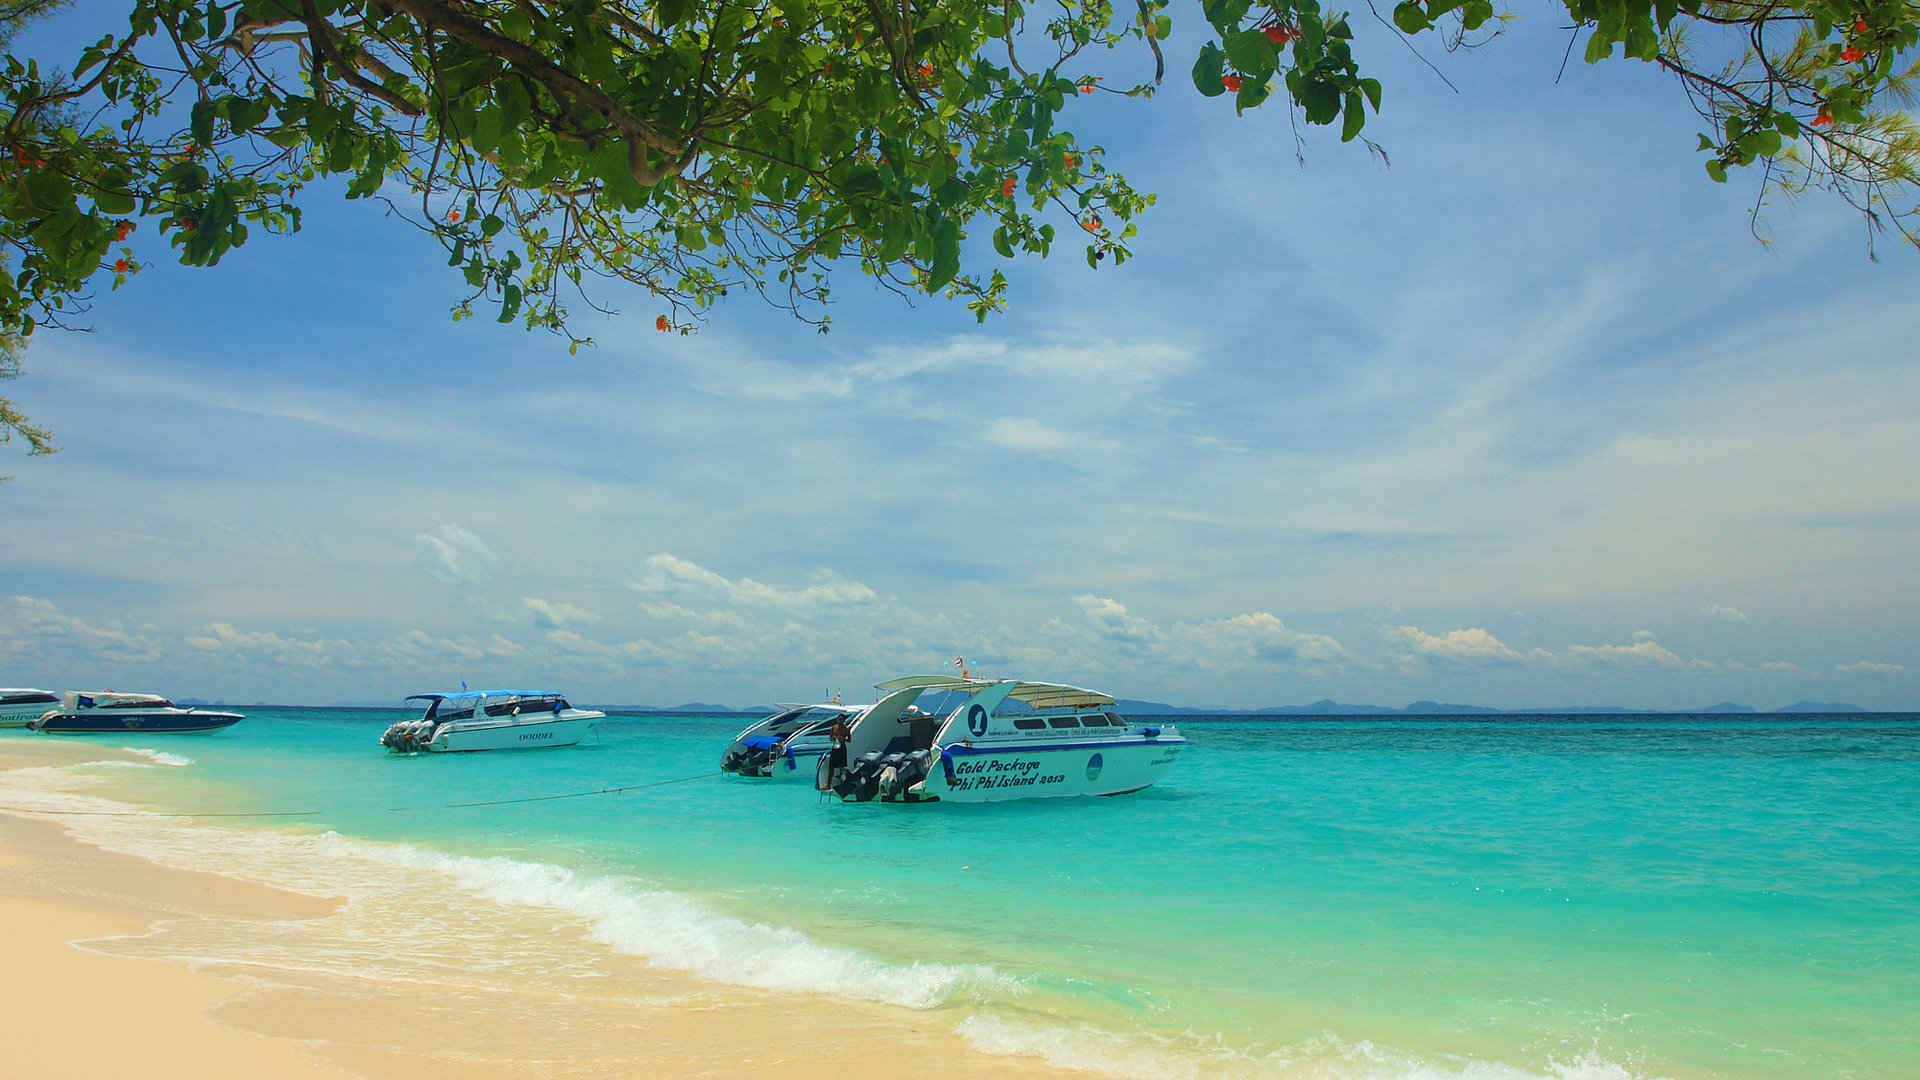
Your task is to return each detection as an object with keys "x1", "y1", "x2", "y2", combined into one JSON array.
[
  {"x1": 525, "y1": 598, "x2": 601, "y2": 629},
  {"x1": 1702, "y1": 603, "x2": 1749, "y2": 623},
  {"x1": 1836, "y1": 661, "x2": 1905, "y2": 674},
  {"x1": 1568, "y1": 640, "x2": 1687, "y2": 668},
  {"x1": 1174, "y1": 612, "x2": 1347, "y2": 667},
  {"x1": 413, "y1": 525, "x2": 500, "y2": 585},
  {"x1": 1392, "y1": 625, "x2": 1539, "y2": 665},
  {"x1": 984, "y1": 417, "x2": 1073, "y2": 453},
  {"x1": 1075, "y1": 595, "x2": 1164, "y2": 645},
  {"x1": 631, "y1": 553, "x2": 877, "y2": 608},
  {"x1": 1762, "y1": 660, "x2": 1802, "y2": 672}
]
